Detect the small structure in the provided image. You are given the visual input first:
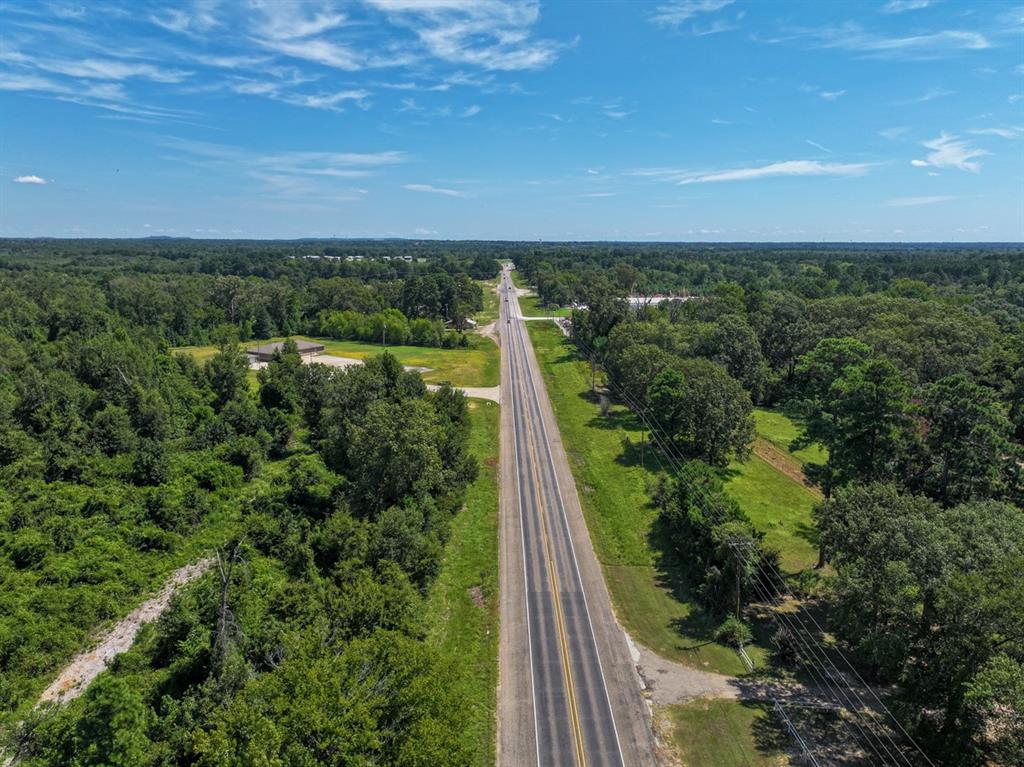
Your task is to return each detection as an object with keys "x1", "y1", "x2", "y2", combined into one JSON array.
[{"x1": 247, "y1": 339, "x2": 324, "y2": 363}]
